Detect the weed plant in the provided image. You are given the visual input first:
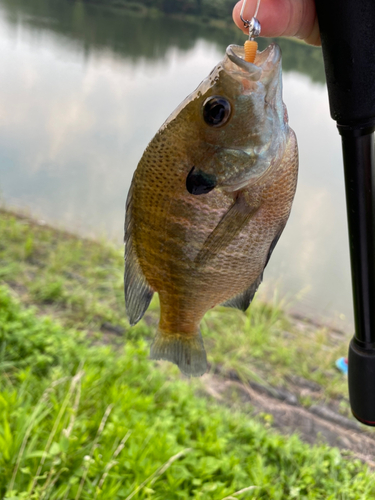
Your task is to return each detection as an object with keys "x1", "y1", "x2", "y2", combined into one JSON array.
[
  {"x1": 0, "y1": 211, "x2": 349, "y2": 406},
  {"x1": 0, "y1": 284, "x2": 374, "y2": 499}
]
